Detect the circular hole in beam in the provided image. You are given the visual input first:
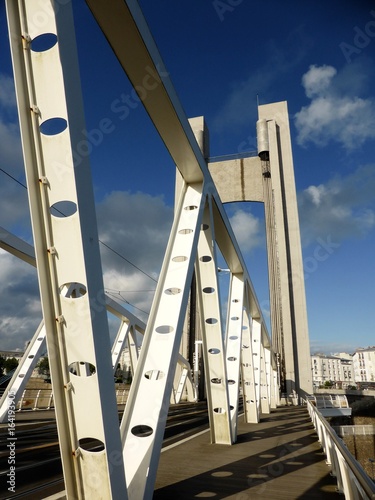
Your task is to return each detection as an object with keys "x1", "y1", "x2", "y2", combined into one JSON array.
[
  {"x1": 229, "y1": 336, "x2": 238, "y2": 341},
  {"x1": 50, "y1": 200, "x2": 77, "y2": 218},
  {"x1": 172, "y1": 256, "x2": 187, "y2": 262},
  {"x1": 164, "y1": 288, "x2": 181, "y2": 295},
  {"x1": 144, "y1": 370, "x2": 165, "y2": 380},
  {"x1": 227, "y1": 356, "x2": 237, "y2": 362},
  {"x1": 201, "y1": 223, "x2": 209, "y2": 230},
  {"x1": 68, "y1": 362, "x2": 96, "y2": 376},
  {"x1": 228, "y1": 379, "x2": 236, "y2": 385},
  {"x1": 184, "y1": 205, "x2": 197, "y2": 211},
  {"x1": 199, "y1": 255, "x2": 212, "y2": 262},
  {"x1": 155, "y1": 325, "x2": 174, "y2": 334},
  {"x1": 78, "y1": 437, "x2": 105, "y2": 452},
  {"x1": 231, "y1": 316, "x2": 240, "y2": 321},
  {"x1": 213, "y1": 407, "x2": 225, "y2": 414},
  {"x1": 205, "y1": 318, "x2": 218, "y2": 325},
  {"x1": 178, "y1": 228, "x2": 193, "y2": 235},
  {"x1": 211, "y1": 378, "x2": 221, "y2": 384},
  {"x1": 203, "y1": 287, "x2": 215, "y2": 294},
  {"x1": 40, "y1": 117, "x2": 67, "y2": 136},
  {"x1": 31, "y1": 33, "x2": 58, "y2": 52},
  {"x1": 131, "y1": 425, "x2": 153, "y2": 438},
  {"x1": 208, "y1": 348, "x2": 220, "y2": 354},
  {"x1": 59, "y1": 282, "x2": 87, "y2": 298}
]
